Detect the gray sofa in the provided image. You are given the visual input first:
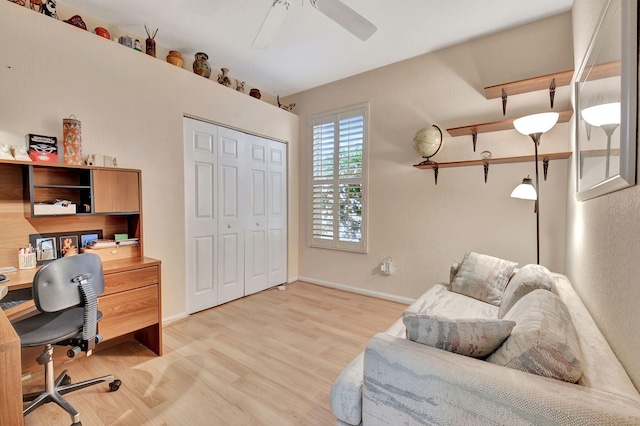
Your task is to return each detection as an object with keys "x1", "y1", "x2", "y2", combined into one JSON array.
[{"x1": 331, "y1": 253, "x2": 640, "y2": 425}]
